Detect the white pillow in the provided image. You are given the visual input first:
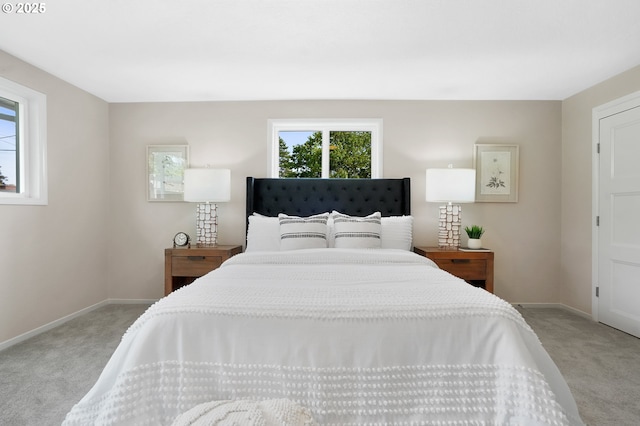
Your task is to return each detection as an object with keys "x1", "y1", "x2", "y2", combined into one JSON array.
[
  {"x1": 246, "y1": 212, "x2": 413, "y2": 251},
  {"x1": 279, "y1": 213, "x2": 329, "y2": 250},
  {"x1": 245, "y1": 213, "x2": 280, "y2": 252},
  {"x1": 381, "y1": 216, "x2": 413, "y2": 251},
  {"x1": 332, "y1": 211, "x2": 382, "y2": 249}
]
